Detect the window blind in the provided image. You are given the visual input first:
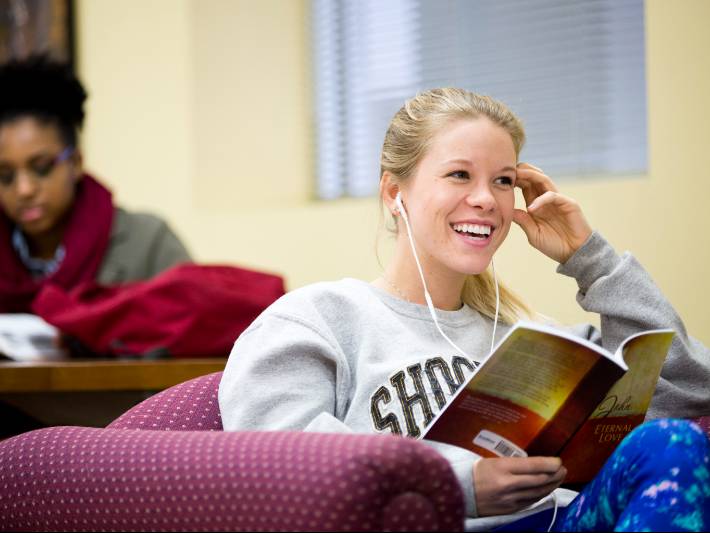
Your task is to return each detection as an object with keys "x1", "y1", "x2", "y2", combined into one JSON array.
[{"x1": 312, "y1": 0, "x2": 646, "y2": 200}]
